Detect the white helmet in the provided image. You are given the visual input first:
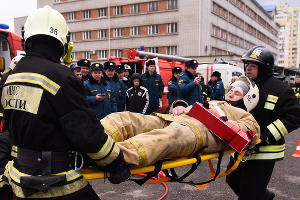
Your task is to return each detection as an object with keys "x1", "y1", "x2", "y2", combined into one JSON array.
[
  {"x1": 226, "y1": 75, "x2": 259, "y2": 112},
  {"x1": 24, "y1": 5, "x2": 69, "y2": 53}
]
